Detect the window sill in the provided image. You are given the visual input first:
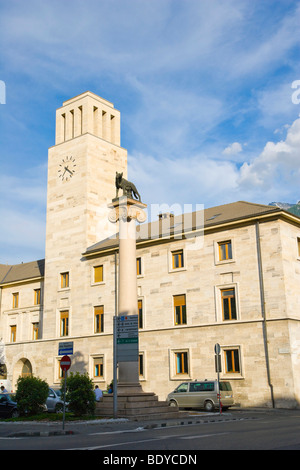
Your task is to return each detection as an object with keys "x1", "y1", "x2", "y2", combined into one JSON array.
[
  {"x1": 169, "y1": 267, "x2": 187, "y2": 274},
  {"x1": 215, "y1": 259, "x2": 235, "y2": 266},
  {"x1": 221, "y1": 373, "x2": 244, "y2": 380},
  {"x1": 171, "y1": 374, "x2": 192, "y2": 382}
]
